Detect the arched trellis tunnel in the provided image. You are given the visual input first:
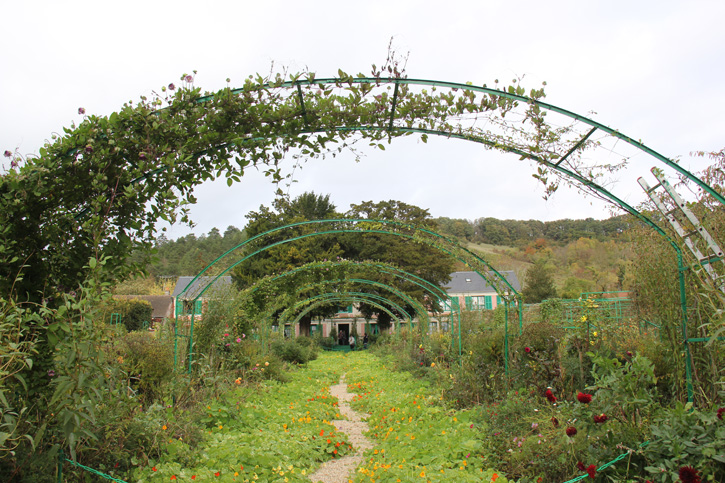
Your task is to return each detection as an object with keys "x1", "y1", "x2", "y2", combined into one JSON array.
[
  {"x1": 29, "y1": 74, "x2": 723, "y2": 404},
  {"x1": 174, "y1": 219, "x2": 522, "y2": 373},
  {"x1": 248, "y1": 260, "x2": 464, "y2": 349}
]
